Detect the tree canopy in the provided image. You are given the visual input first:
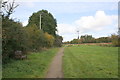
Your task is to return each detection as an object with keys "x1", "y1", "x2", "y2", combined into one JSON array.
[{"x1": 27, "y1": 10, "x2": 57, "y2": 36}]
